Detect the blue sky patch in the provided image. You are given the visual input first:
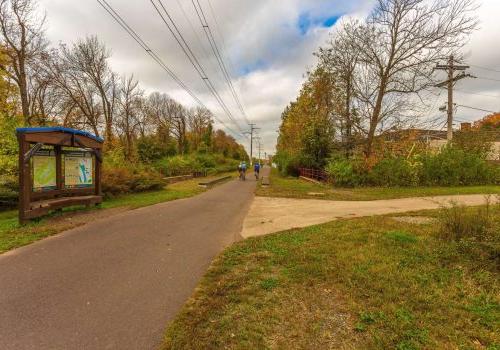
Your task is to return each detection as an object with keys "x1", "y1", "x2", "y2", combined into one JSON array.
[
  {"x1": 238, "y1": 59, "x2": 266, "y2": 76},
  {"x1": 297, "y1": 12, "x2": 342, "y2": 35}
]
